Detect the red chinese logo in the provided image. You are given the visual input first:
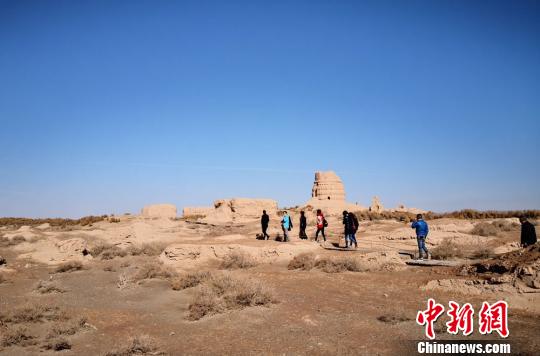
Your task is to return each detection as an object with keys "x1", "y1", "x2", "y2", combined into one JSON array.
[
  {"x1": 446, "y1": 301, "x2": 474, "y2": 336},
  {"x1": 417, "y1": 299, "x2": 509, "y2": 339},
  {"x1": 416, "y1": 298, "x2": 445, "y2": 340},
  {"x1": 479, "y1": 301, "x2": 509, "y2": 337}
]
